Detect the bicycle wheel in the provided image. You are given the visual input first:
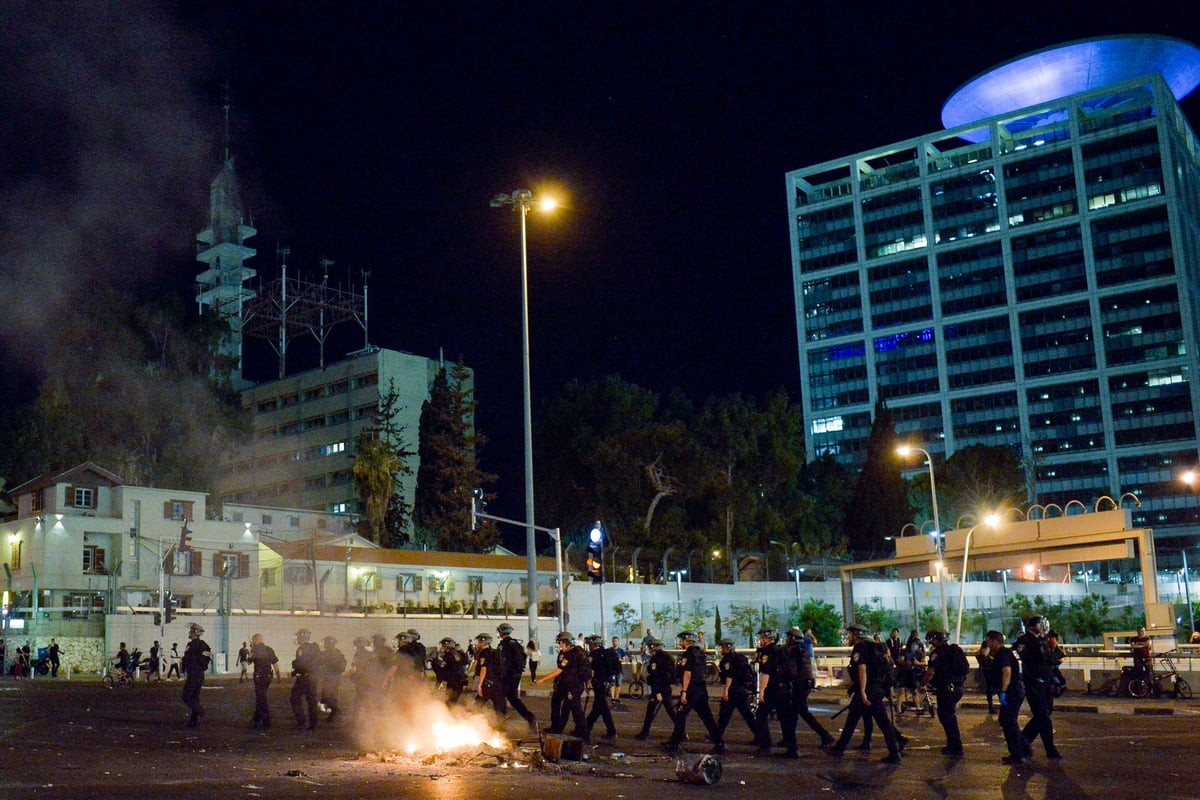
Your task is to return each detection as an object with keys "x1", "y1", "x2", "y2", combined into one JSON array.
[
  {"x1": 628, "y1": 680, "x2": 645, "y2": 699},
  {"x1": 1174, "y1": 677, "x2": 1192, "y2": 699},
  {"x1": 1128, "y1": 677, "x2": 1151, "y2": 698},
  {"x1": 103, "y1": 674, "x2": 115, "y2": 688}
]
